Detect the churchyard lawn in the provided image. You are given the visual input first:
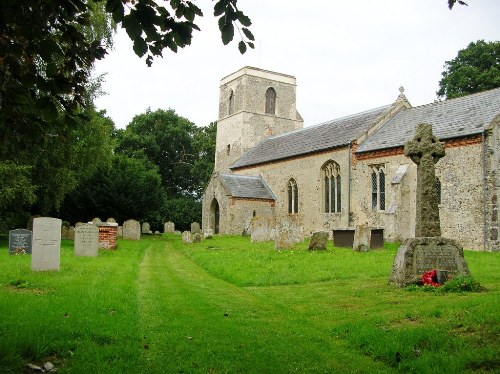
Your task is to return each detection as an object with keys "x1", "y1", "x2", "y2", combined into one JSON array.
[{"x1": 0, "y1": 235, "x2": 498, "y2": 373}]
